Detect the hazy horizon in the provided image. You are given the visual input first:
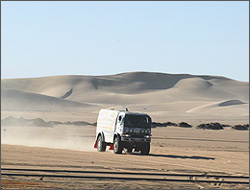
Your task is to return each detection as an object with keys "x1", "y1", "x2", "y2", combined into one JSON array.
[{"x1": 1, "y1": 71, "x2": 248, "y2": 82}]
